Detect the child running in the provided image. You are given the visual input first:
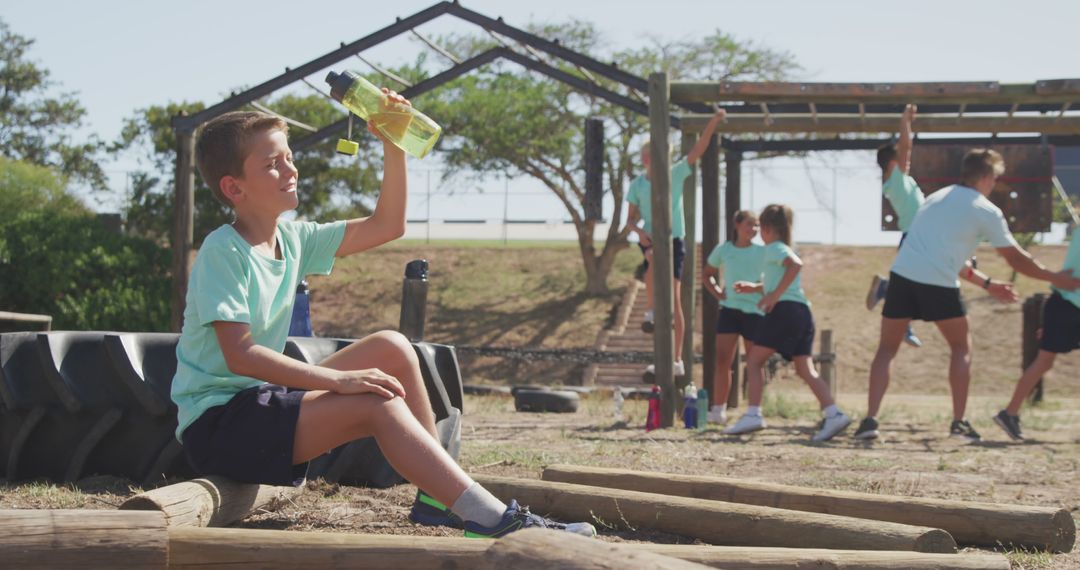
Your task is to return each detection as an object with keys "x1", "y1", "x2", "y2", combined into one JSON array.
[
  {"x1": 702, "y1": 210, "x2": 765, "y2": 425},
  {"x1": 724, "y1": 204, "x2": 852, "y2": 441},
  {"x1": 866, "y1": 104, "x2": 925, "y2": 348},
  {"x1": 994, "y1": 233, "x2": 1080, "y2": 441},
  {"x1": 170, "y1": 106, "x2": 595, "y2": 539}
]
